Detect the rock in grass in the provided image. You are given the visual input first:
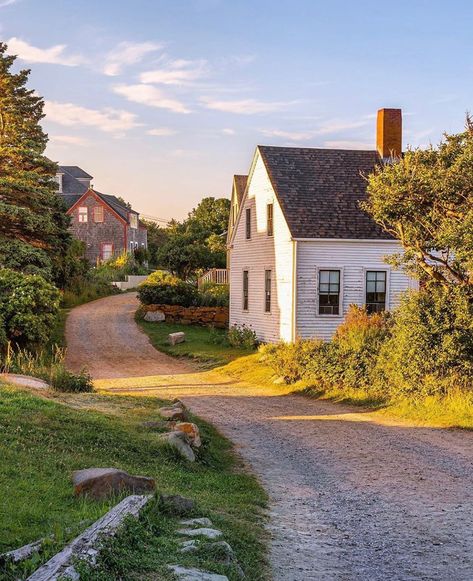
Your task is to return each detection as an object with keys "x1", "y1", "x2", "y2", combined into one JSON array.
[
  {"x1": 158, "y1": 431, "x2": 195, "y2": 462},
  {"x1": 174, "y1": 422, "x2": 201, "y2": 448},
  {"x1": 159, "y1": 494, "x2": 196, "y2": 516},
  {"x1": 168, "y1": 331, "x2": 185, "y2": 345},
  {"x1": 0, "y1": 373, "x2": 49, "y2": 390},
  {"x1": 179, "y1": 539, "x2": 199, "y2": 554},
  {"x1": 144, "y1": 310, "x2": 165, "y2": 322},
  {"x1": 159, "y1": 406, "x2": 187, "y2": 421},
  {"x1": 179, "y1": 517, "x2": 213, "y2": 527},
  {"x1": 142, "y1": 420, "x2": 174, "y2": 431},
  {"x1": 177, "y1": 527, "x2": 223, "y2": 540},
  {"x1": 172, "y1": 398, "x2": 187, "y2": 410},
  {"x1": 72, "y1": 468, "x2": 155, "y2": 500},
  {"x1": 168, "y1": 565, "x2": 228, "y2": 581}
]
